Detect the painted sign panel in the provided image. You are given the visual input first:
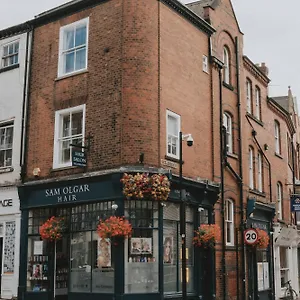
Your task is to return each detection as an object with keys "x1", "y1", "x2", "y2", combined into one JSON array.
[{"x1": 291, "y1": 195, "x2": 300, "y2": 212}]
